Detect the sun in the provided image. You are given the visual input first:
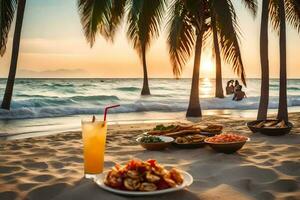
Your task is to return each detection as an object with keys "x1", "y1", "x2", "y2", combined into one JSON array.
[{"x1": 201, "y1": 58, "x2": 214, "y2": 74}]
